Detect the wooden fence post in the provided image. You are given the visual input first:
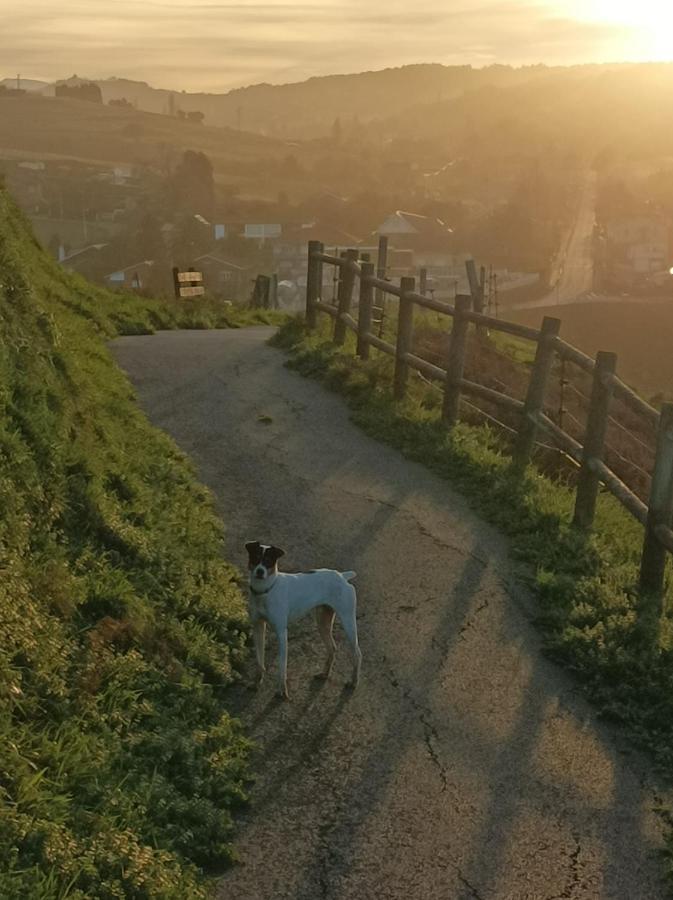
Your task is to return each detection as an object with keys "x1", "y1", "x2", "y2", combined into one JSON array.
[
  {"x1": 639, "y1": 402, "x2": 673, "y2": 600},
  {"x1": 393, "y1": 276, "x2": 415, "y2": 401},
  {"x1": 357, "y1": 262, "x2": 375, "y2": 360},
  {"x1": 375, "y1": 235, "x2": 389, "y2": 337},
  {"x1": 573, "y1": 351, "x2": 618, "y2": 530},
  {"x1": 305, "y1": 240, "x2": 323, "y2": 329},
  {"x1": 442, "y1": 294, "x2": 472, "y2": 427},
  {"x1": 333, "y1": 248, "x2": 358, "y2": 345},
  {"x1": 512, "y1": 316, "x2": 562, "y2": 472},
  {"x1": 465, "y1": 259, "x2": 484, "y2": 315}
]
